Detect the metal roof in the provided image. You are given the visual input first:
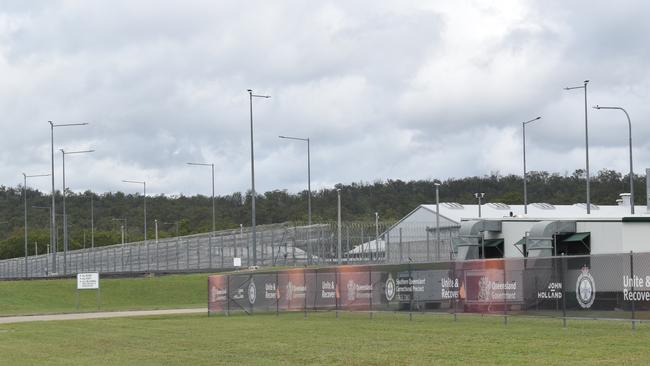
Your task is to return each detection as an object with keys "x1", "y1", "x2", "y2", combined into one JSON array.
[{"x1": 416, "y1": 203, "x2": 650, "y2": 224}]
